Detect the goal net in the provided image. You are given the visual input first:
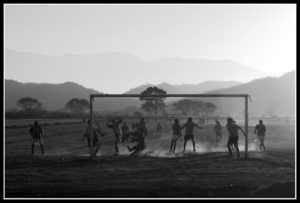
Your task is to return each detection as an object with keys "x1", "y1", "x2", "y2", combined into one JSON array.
[{"x1": 88, "y1": 94, "x2": 251, "y2": 158}]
